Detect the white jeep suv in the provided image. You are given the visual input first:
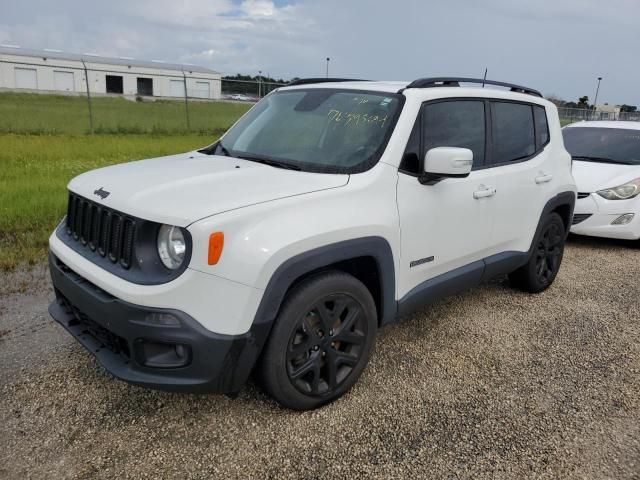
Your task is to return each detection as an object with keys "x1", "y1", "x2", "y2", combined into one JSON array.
[{"x1": 48, "y1": 77, "x2": 576, "y2": 410}]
